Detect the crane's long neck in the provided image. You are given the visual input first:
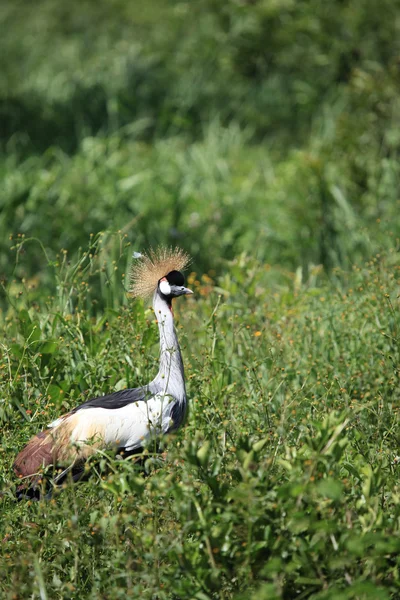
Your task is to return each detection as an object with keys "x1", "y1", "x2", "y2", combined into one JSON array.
[{"x1": 152, "y1": 291, "x2": 186, "y2": 402}]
